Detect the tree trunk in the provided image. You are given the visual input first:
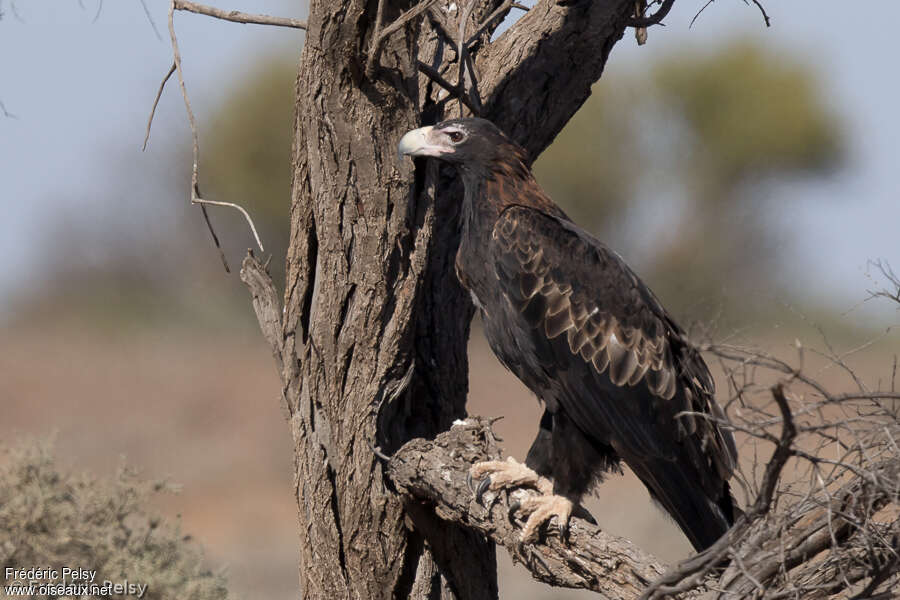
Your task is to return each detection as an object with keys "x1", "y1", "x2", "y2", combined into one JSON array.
[{"x1": 266, "y1": 1, "x2": 635, "y2": 598}]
